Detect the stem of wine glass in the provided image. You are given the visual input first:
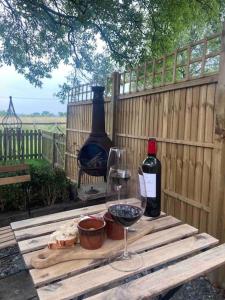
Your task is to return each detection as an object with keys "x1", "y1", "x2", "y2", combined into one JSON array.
[
  {"x1": 118, "y1": 188, "x2": 121, "y2": 201},
  {"x1": 123, "y1": 227, "x2": 129, "y2": 258},
  {"x1": 115, "y1": 185, "x2": 121, "y2": 201}
]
